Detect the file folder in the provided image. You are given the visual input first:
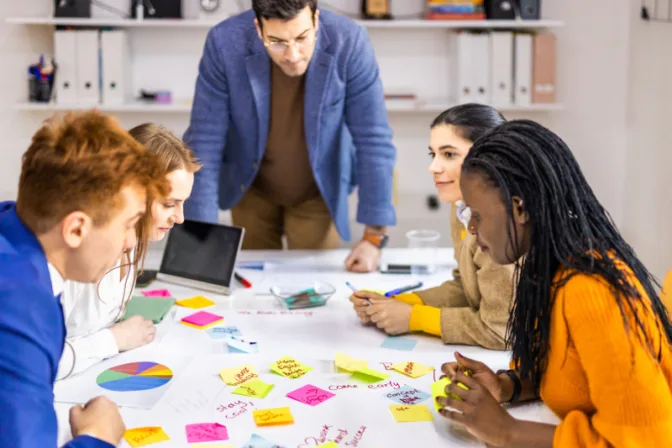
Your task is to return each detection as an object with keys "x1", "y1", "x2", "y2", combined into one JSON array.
[
  {"x1": 75, "y1": 30, "x2": 101, "y2": 105},
  {"x1": 532, "y1": 32, "x2": 557, "y2": 104},
  {"x1": 54, "y1": 30, "x2": 78, "y2": 104},
  {"x1": 490, "y1": 31, "x2": 514, "y2": 107},
  {"x1": 514, "y1": 33, "x2": 532, "y2": 106},
  {"x1": 101, "y1": 30, "x2": 130, "y2": 105}
]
